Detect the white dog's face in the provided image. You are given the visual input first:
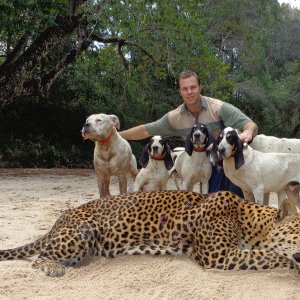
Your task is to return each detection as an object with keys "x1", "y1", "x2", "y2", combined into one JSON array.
[
  {"x1": 149, "y1": 135, "x2": 165, "y2": 156},
  {"x1": 82, "y1": 114, "x2": 120, "y2": 141},
  {"x1": 191, "y1": 123, "x2": 208, "y2": 146},
  {"x1": 218, "y1": 127, "x2": 237, "y2": 158}
]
